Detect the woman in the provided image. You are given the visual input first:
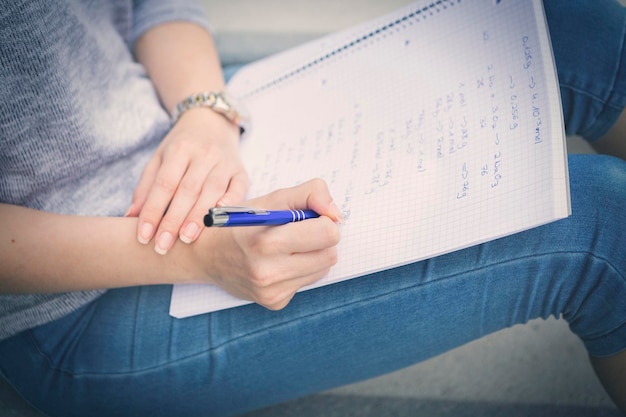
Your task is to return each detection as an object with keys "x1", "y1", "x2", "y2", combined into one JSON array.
[{"x1": 1, "y1": 0, "x2": 625, "y2": 416}]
